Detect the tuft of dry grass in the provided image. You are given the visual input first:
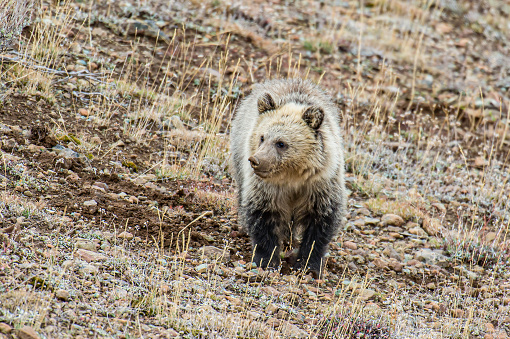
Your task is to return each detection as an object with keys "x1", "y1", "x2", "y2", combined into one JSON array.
[
  {"x1": 192, "y1": 189, "x2": 235, "y2": 214},
  {"x1": 365, "y1": 193, "x2": 427, "y2": 221},
  {"x1": 0, "y1": 0, "x2": 34, "y2": 52}
]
